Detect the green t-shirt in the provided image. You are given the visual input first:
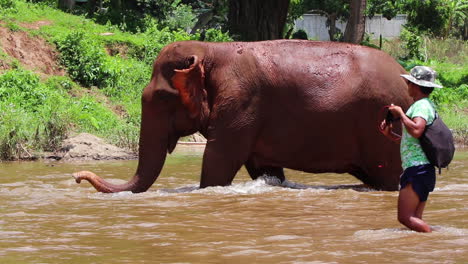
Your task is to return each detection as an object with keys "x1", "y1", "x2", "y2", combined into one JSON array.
[{"x1": 400, "y1": 98, "x2": 436, "y2": 170}]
